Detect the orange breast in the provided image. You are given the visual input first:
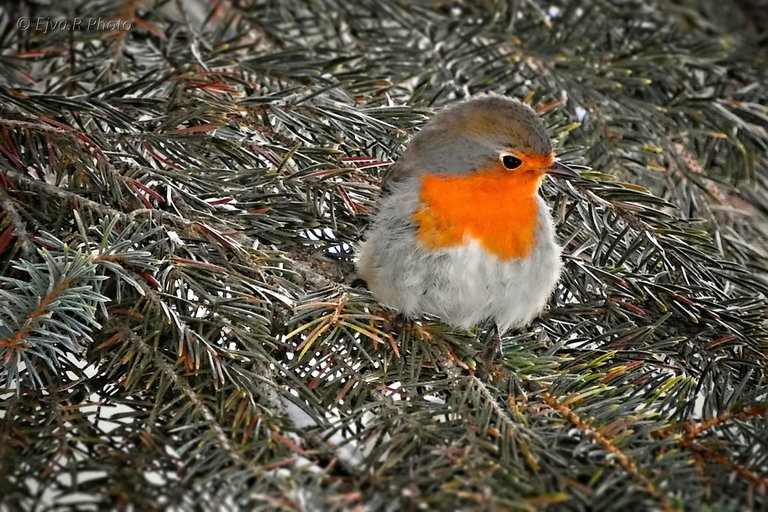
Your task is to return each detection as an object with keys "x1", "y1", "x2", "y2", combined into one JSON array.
[{"x1": 413, "y1": 167, "x2": 545, "y2": 260}]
